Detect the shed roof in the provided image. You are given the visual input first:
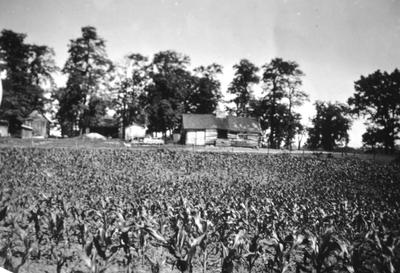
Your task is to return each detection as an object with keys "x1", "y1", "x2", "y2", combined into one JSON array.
[
  {"x1": 182, "y1": 114, "x2": 261, "y2": 133},
  {"x1": 21, "y1": 124, "x2": 33, "y2": 130},
  {"x1": 226, "y1": 116, "x2": 261, "y2": 133},
  {"x1": 182, "y1": 114, "x2": 221, "y2": 130},
  {"x1": 26, "y1": 110, "x2": 50, "y2": 122},
  {"x1": 126, "y1": 122, "x2": 146, "y2": 129}
]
